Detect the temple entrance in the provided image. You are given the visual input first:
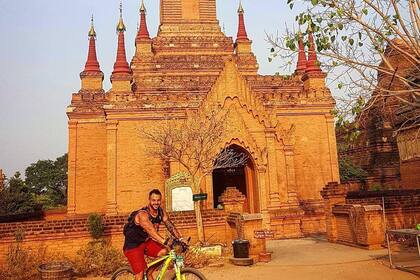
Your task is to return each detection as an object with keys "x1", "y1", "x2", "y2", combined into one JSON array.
[{"x1": 212, "y1": 145, "x2": 259, "y2": 213}]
